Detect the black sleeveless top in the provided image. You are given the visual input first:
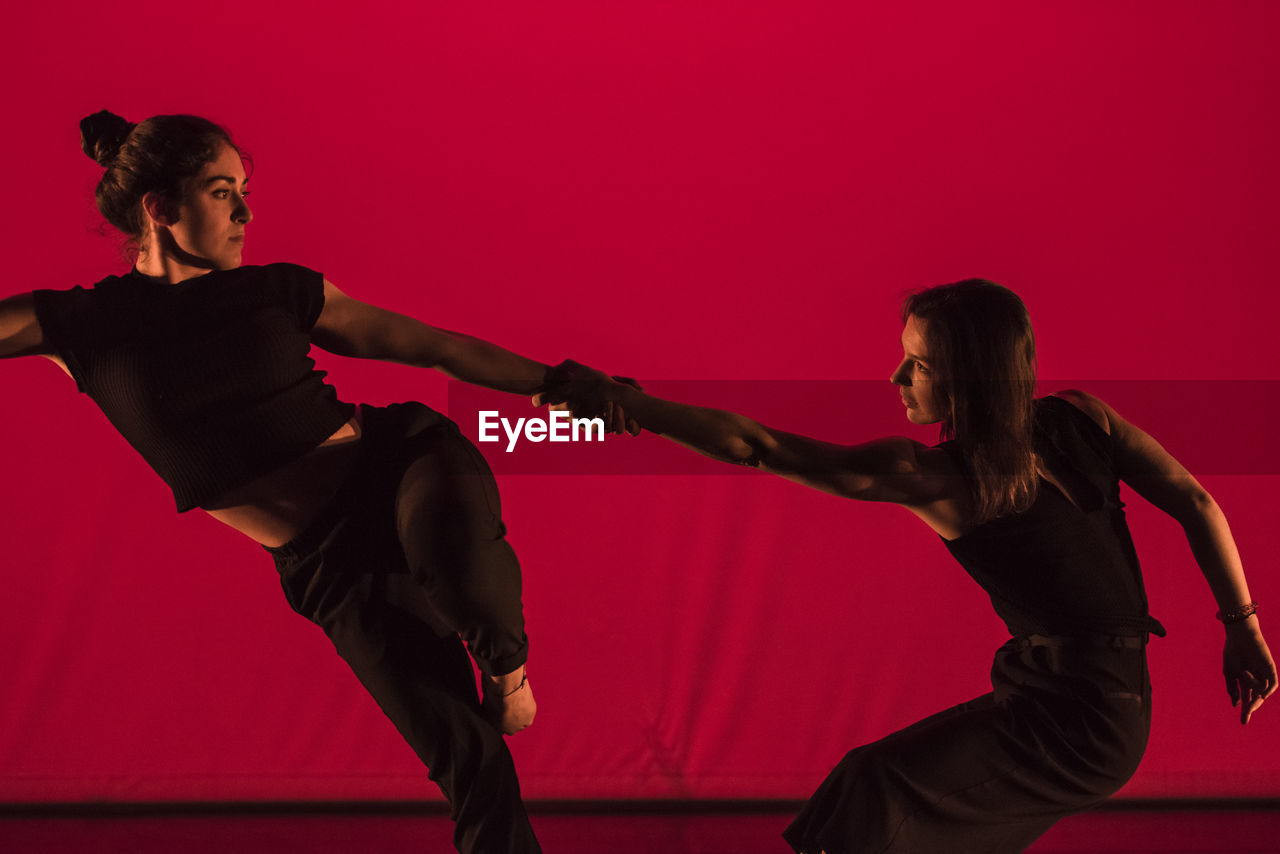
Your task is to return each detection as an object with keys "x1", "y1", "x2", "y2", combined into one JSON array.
[
  {"x1": 939, "y1": 396, "x2": 1165, "y2": 639},
  {"x1": 33, "y1": 264, "x2": 356, "y2": 512}
]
